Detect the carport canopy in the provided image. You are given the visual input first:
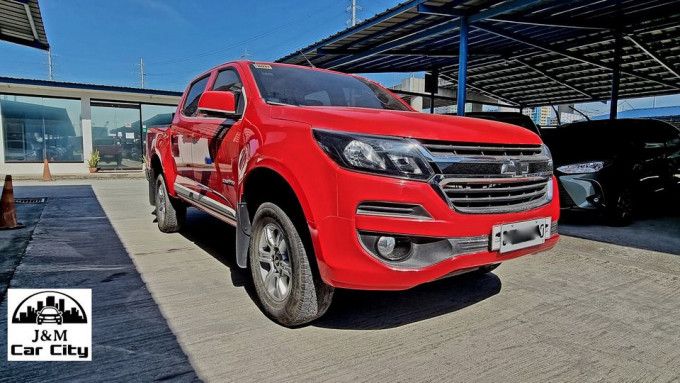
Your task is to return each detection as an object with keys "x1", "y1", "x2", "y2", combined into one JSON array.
[
  {"x1": 0, "y1": 0, "x2": 49, "y2": 50},
  {"x1": 277, "y1": 0, "x2": 680, "y2": 117}
]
